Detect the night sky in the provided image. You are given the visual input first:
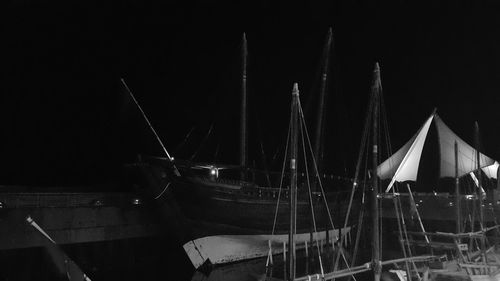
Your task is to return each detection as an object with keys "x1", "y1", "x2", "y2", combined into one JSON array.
[{"x1": 2, "y1": 0, "x2": 500, "y2": 187}]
